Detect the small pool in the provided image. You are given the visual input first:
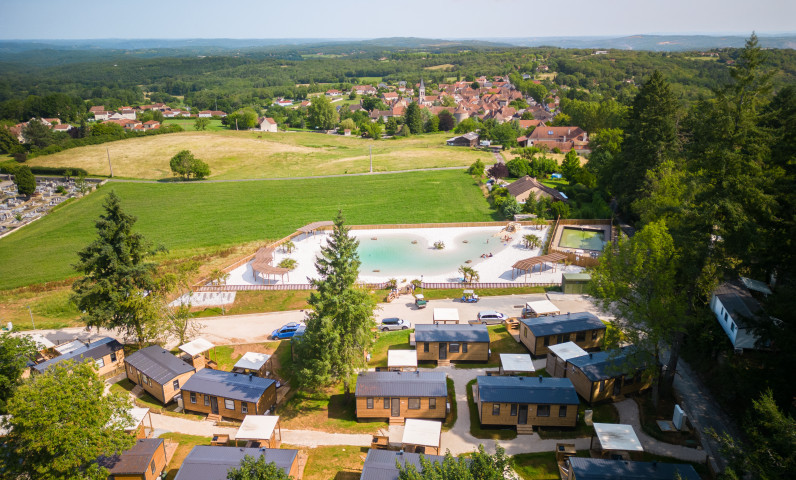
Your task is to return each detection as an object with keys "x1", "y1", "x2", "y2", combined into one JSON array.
[
  {"x1": 558, "y1": 227, "x2": 606, "y2": 251},
  {"x1": 354, "y1": 231, "x2": 507, "y2": 278}
]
